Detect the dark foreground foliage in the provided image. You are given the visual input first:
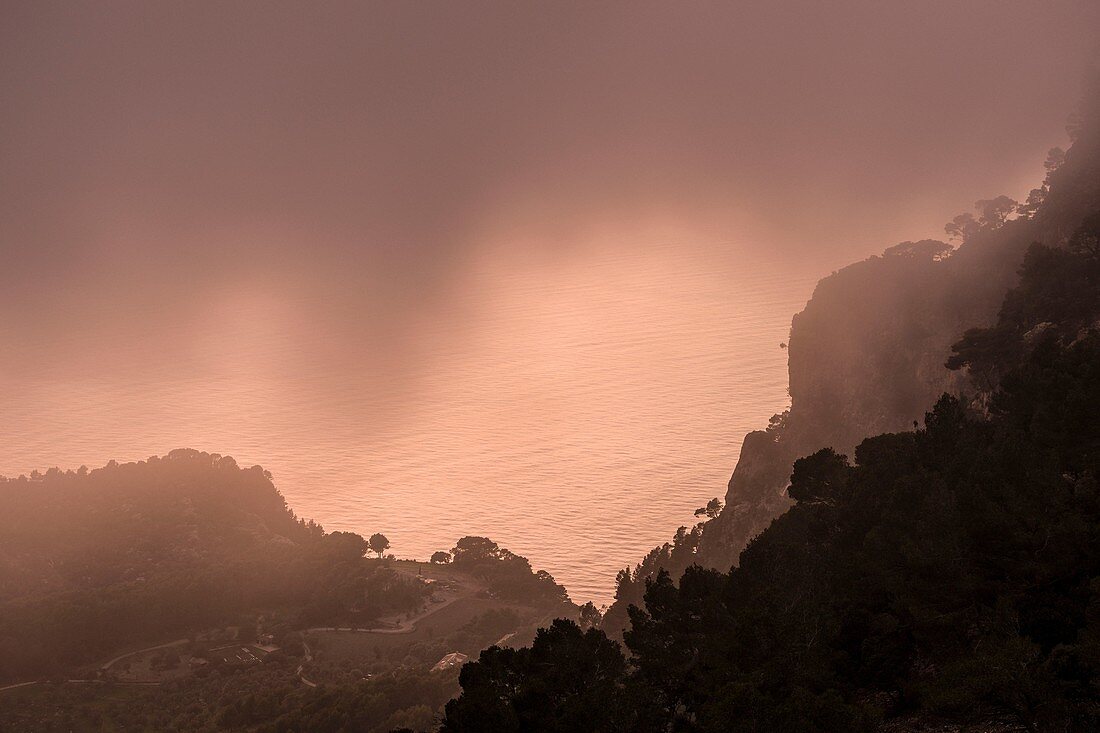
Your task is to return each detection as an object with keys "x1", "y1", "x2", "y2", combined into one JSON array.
[
  {"x1": 0, "y1": 663, "x2": 457, "y2": 733},
  {"x1": 440, "y1": 218, "x2": 1100, "y2": 731}
]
